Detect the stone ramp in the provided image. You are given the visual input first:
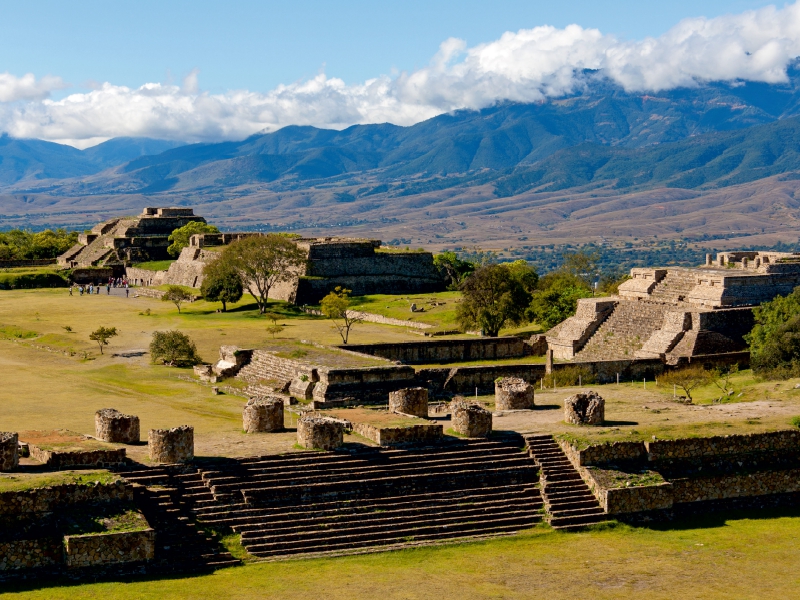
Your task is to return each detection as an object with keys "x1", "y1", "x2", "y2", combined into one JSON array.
[
  {"x1": 525, "y1": 434, "x2": 608, "y2": 530},
  {"x1": 189, "y1": 438, "x2": 543, "y2": 559},
  {"x1": 575, "y1": 301, "x2": 668, "y2": 361}
]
